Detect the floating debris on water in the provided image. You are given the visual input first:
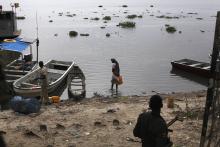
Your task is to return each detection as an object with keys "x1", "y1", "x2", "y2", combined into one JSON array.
[
  {"x1": 118, "y1": 21, "x2": 136, "y2": 28},
  {"x1": 126, "y1": 14, "x2": 137, "y2": 19},
  {"x1": 80, "y1": 33, "x2": 90, "y2": 36},
  {"x1": 69, "y1": 31, "x2": 78, "y2": 37},
  {"x1": 165, "y1": 25, "x2": 177, "y2": 33},
  {"x1": 58, "y1": 12, "x2": 63, "y2": 16},
  {"x1": 156, "y1": 15, "x2": 179, "y2": 19},
  {"x1": 103, "y1": 16, "x2": 111, "y2": 20},
  {"x1": 91, "y1": 17, "x2": 100, "y2": 20},
  {"x1": 106, "y1": 33, "x2": 110, "y2": 37},
  {"x1": 66, "y1": 14, "x2": 76, "y2": 17},
  {"x1": 187, "y1": 12, "x2": 198, "y2": 15},
  {"x1": 16, "y1": 16, "x2": 25, "y2": 20},
  {"x1": 196, "y1": 17, "x2": 203, "y2": 20},
  {"x1": 122, "y1": 5, "x2": 128, "y2": 8}
]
